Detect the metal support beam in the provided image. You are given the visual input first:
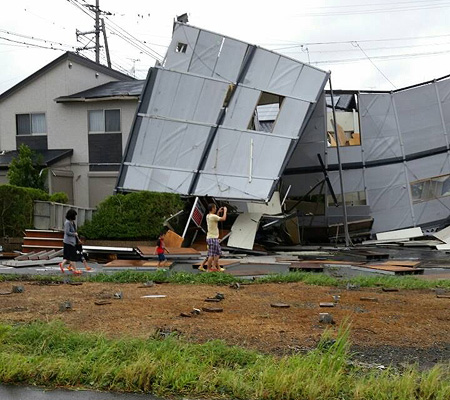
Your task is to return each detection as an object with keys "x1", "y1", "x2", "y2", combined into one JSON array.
[{"x1": 328, "y1": 76, "x2": 351, "y2": 247}]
